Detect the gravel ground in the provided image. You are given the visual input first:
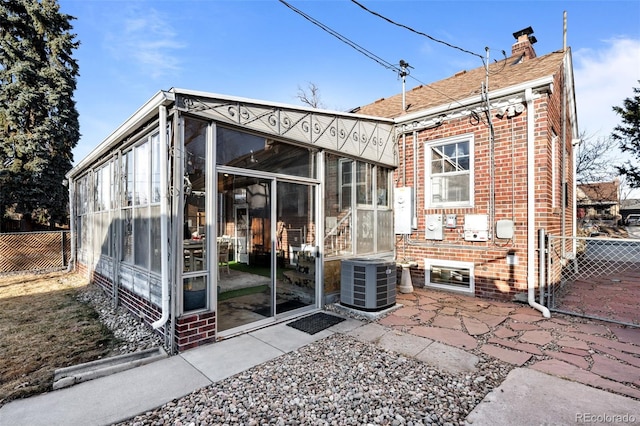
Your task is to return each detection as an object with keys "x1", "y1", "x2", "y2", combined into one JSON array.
[
  {"x1": 77, "y1": 284, "x2": 165, "y2": 355},
  {"x1": 78, "y1": 284, "x2": 514, "y2": 425},
  {"x1": 80, "y1": 286, "x2": 512, "y2": 426},
  {"x1": 116, "y1": 334, "x2": 512, "y2": 426}
]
